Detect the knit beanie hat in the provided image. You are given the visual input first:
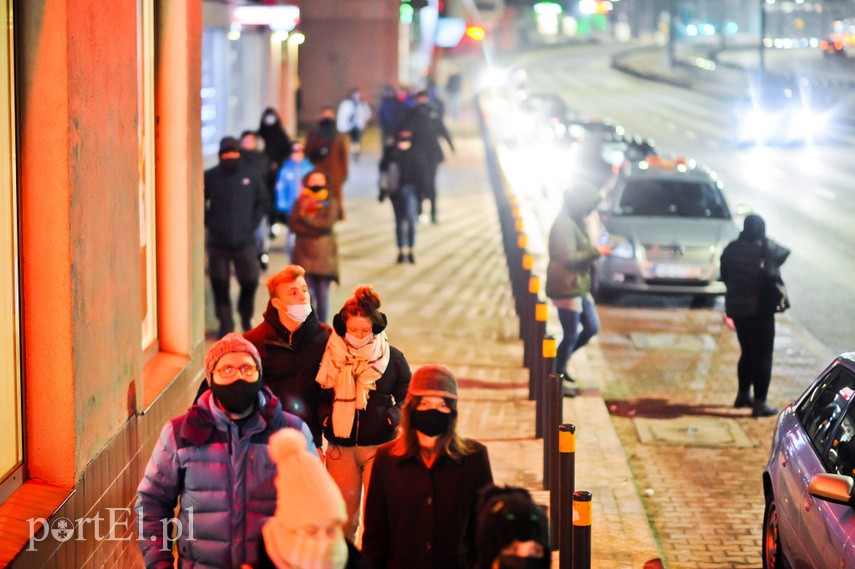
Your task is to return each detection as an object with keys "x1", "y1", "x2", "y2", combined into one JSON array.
[
  {"x1": 262, "y1": 429, "x2": 348, "y2": 569},
  {"x1": 219, "y1": 136, "x2": 241, "y2": 156},
  {"x1": 408, "y1": 364, "x2": 458, "y2": 400},
  {"x1": 204, "y1": 333, "x2": 262, "y2": 384},
  {"x1": 476, "y1": 485, "x2": 550, "y2": 568}
]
